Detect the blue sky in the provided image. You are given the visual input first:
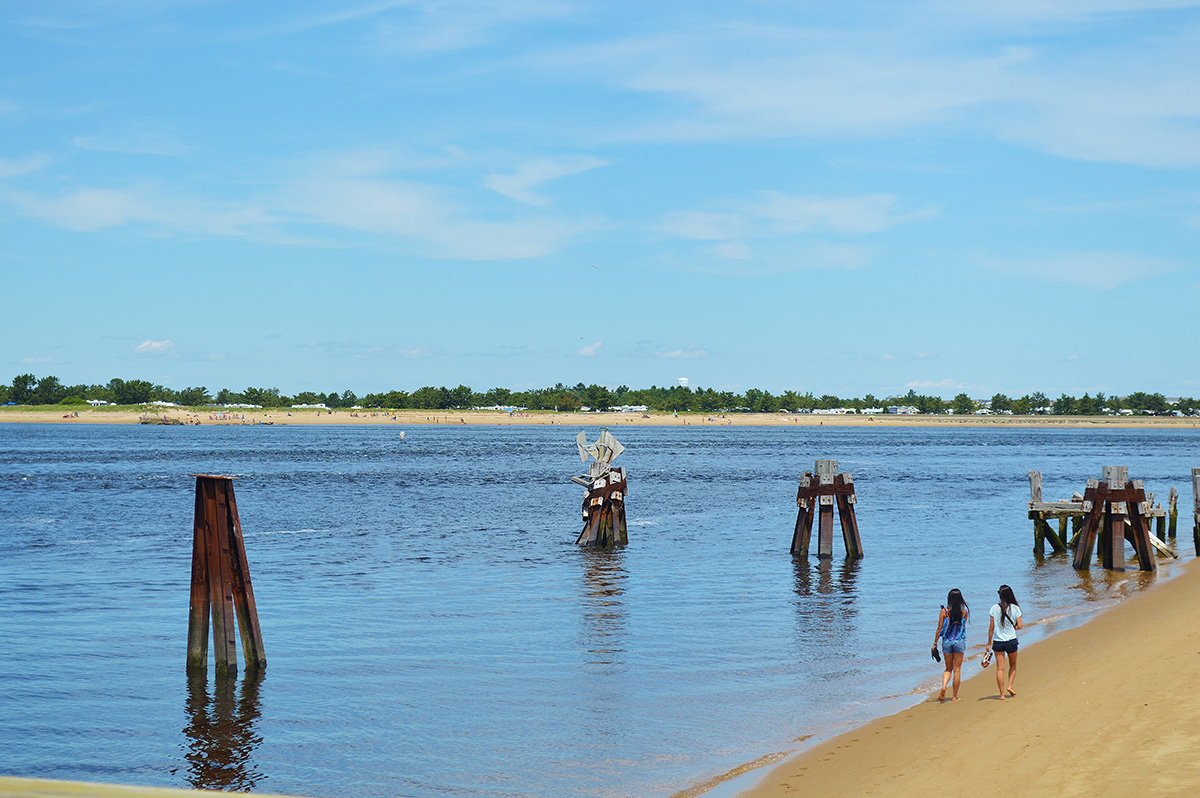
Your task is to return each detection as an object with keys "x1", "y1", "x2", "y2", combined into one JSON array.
[{"x1": 2, "y1": 1, "x2": 1198, "y2": 398}]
